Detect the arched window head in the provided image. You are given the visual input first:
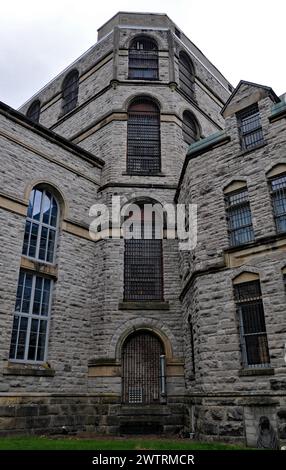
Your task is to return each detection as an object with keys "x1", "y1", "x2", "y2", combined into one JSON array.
[
  {"x1": 129, "y1": 37, "x2": 158, "y2": 80},
  {"x1": 127, "y1": 98, "x2": 161, "y2": 174},
  {"x1": 22, "y1": 187, "x2": 59, "y2": 263},
  {"x1": 62, "y1": 69, "x2": 79, "y2": 115},
  {"x1": 179, "y1": 51, "x2": 195, "y2": 100},
  {"x1": 182, "y1": 111, "x2": 200, "y2": 145},
  {"x1": 26, "y1": 100, "x2": 41, "y2": 124}
]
